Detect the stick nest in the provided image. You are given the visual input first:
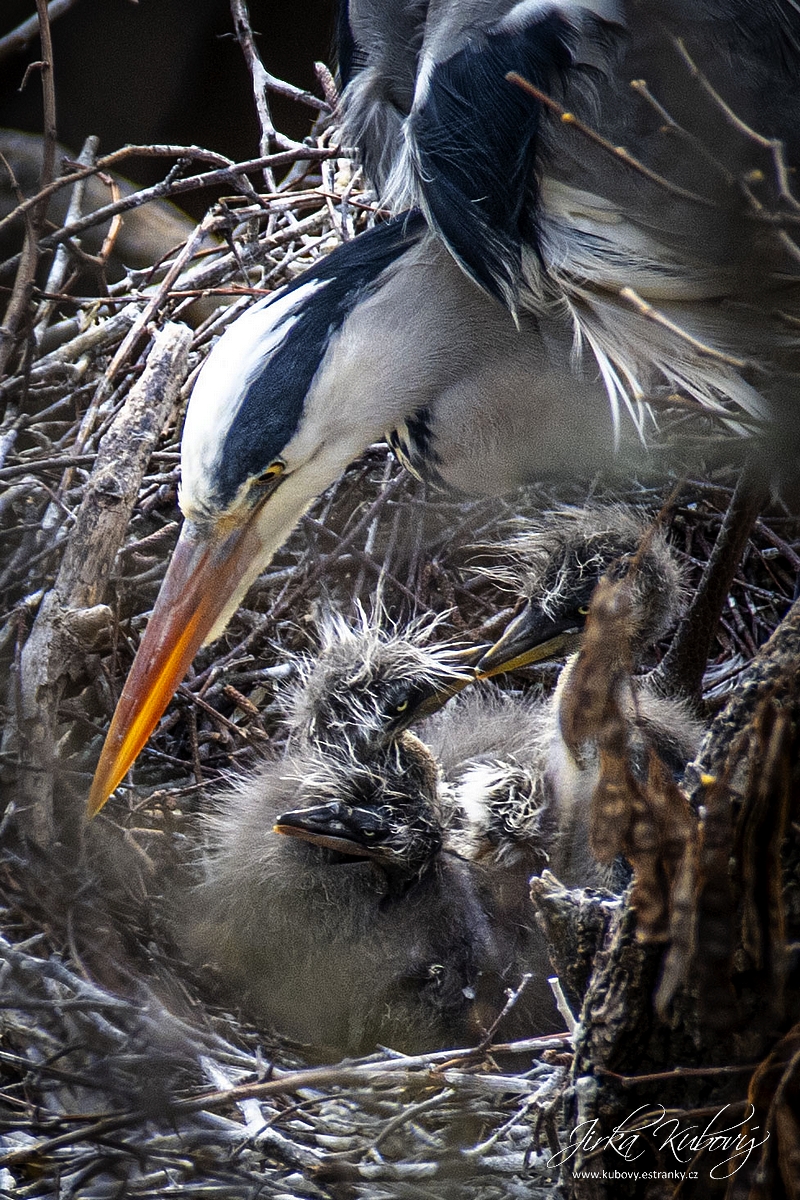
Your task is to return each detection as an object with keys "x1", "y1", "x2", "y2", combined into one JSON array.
[{"x1": 1, "y1": 50, "x2": 800, "y2": 1200}]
